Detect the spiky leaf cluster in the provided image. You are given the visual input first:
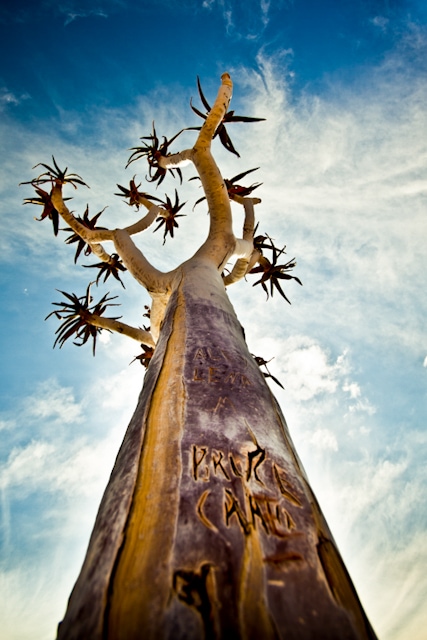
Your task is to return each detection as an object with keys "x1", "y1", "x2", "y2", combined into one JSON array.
[
  {"x1": 249, "y1": 237, "x2": 302, "y2": 303},
  {"x1": 83, "y1": 254, "x2": 127, "y2": 288},
  {"x1": 252, "y1": 354, "x2": 284, "y2": 389},
  {"x1": 22, "y1": 186, "x2": 72, "y2": 236},
  {"x1": 126, "y1": 124, "x2": 183, "y2": 186},
  {"x1": 46, "y1": 286, "x2": 120, "y2": 355},
  {"x1": 21, "y1": 157, "x2": 88, "y2": 236},
  {"x1": 115, "y1": 177, "x2": 162, "y2": 209},
  {"x1": 21, "y1": 156, "x2": 88, "y2": 189},
  {"x1": 189, "y1": 77, "x2": 265, "y2": 157},
  {"x1": 132, "y1": 344, "x2": 155, "y2": 369},
  {"x1": 225, "y1": 167, "x2": 262, "y2": 199},
  {"x1": 154, "y1": 189, "x2": 186, "y2": 243},
  {"x1": 64, "y1": 205, "x2": 107, "y2": 262},
  {"x1": 192, "y1": 167, "x2": 262, "y2": 209}
]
